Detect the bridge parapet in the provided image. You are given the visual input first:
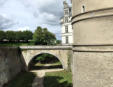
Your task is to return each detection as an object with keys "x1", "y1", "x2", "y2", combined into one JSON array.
[{"x1": 20, "y1": 46, "x2": 72, "y2": 50}]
